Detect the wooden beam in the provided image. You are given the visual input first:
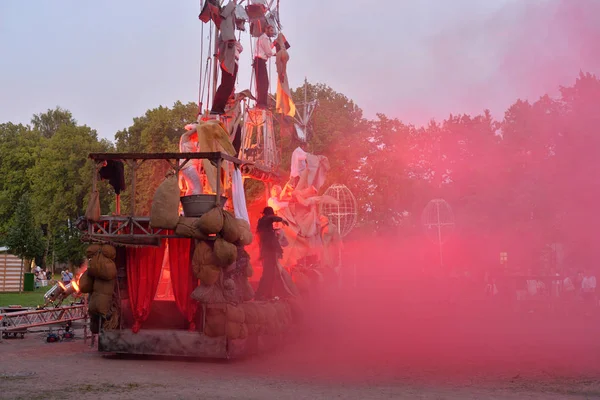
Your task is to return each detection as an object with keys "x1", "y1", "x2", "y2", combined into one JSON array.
[{"x1": 88, "y1": 152, "x2": 244, "y2": 165}]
